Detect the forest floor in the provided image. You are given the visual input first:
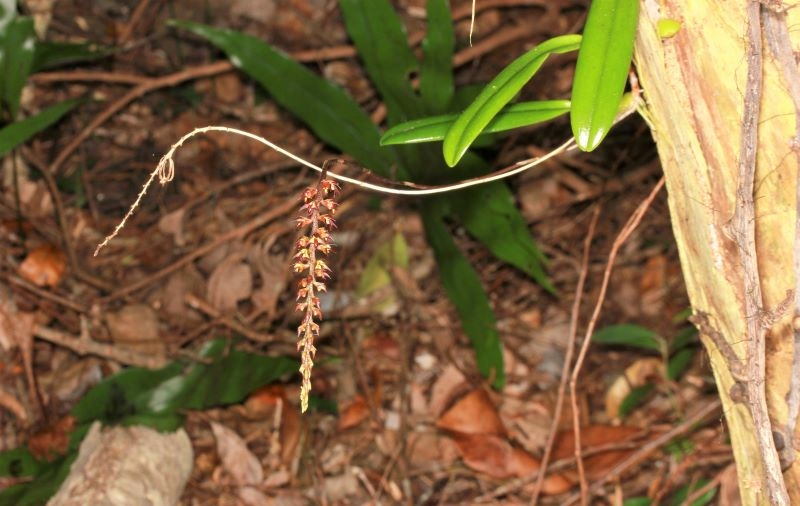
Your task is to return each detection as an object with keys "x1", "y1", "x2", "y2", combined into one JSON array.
[{"x1": 0, "y1": 0, "x2": 736, "y2": 504}]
